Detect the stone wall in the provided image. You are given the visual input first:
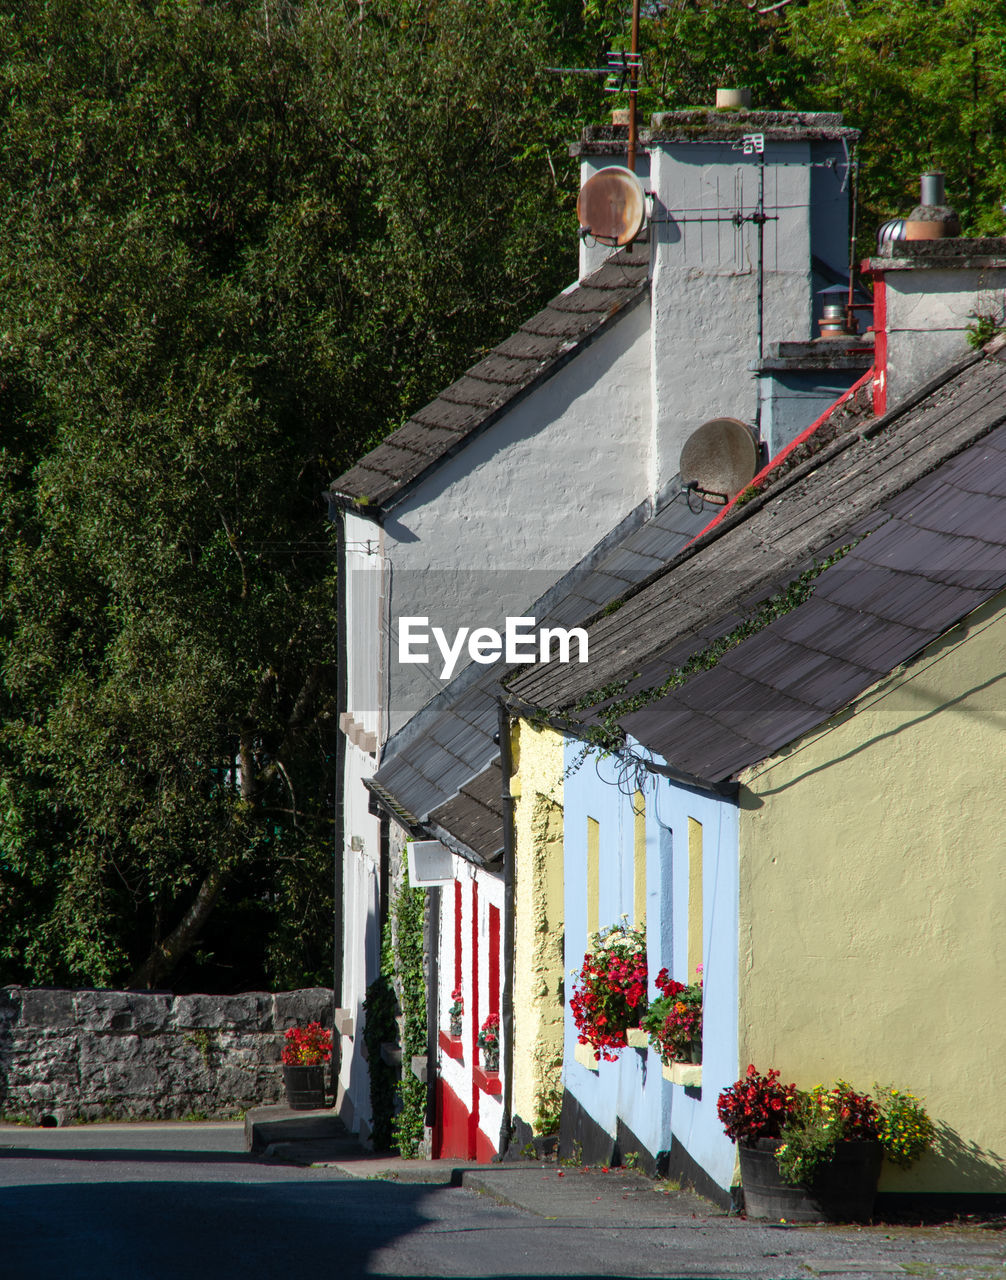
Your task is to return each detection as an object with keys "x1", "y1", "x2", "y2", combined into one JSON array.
[{"x1": 0, "y1": 986, "x2": 333, "y2": 1123}]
